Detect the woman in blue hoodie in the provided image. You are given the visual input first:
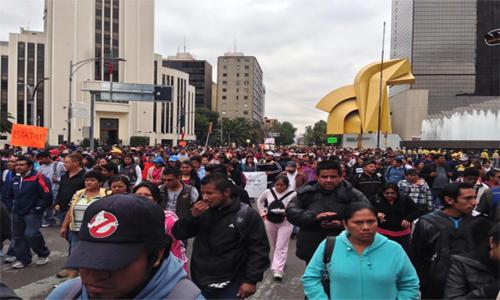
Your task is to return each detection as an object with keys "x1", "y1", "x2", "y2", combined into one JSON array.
[{"x1": 302, "y1": 202, "x2": 420, "y2": 300}]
